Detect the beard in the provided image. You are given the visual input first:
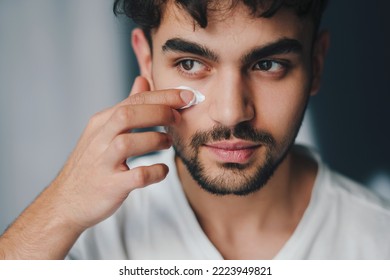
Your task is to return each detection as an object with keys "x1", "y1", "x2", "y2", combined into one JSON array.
[{"x1": 169, "y1": 120, "x2": 300, "y2": 196}]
